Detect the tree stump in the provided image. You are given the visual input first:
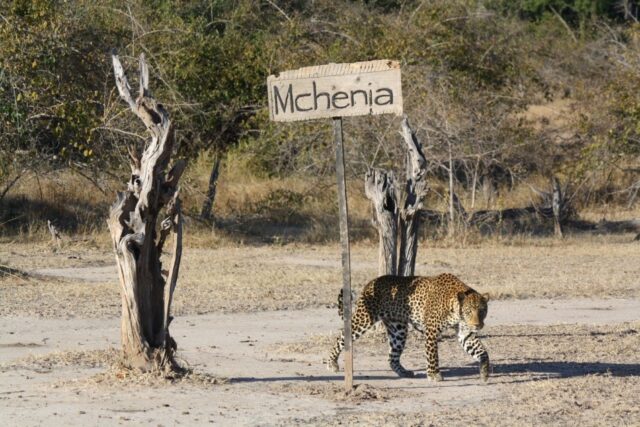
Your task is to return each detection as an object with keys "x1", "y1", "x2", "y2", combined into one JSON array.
[
  {"x1": 364, "y1": 116, "x2": 427, "y2": 277},
  {"x1": 200, "y1": 154, "x2": 221, "y2": 222},
  {"x1": 397, "y1": 116, "x2": 427, "y2": 276},
  {"x1": 107, "y1": 53, "x2": 186, "y2": 371},
  {"x1": 47, "y1": 219, "x2": 62, "y2": 250},
  {"x1": 365, "y1": 169, "x2": 398, "y2": 276}
]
